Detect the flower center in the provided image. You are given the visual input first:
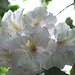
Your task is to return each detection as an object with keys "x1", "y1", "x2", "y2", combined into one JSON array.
[
  {"x1": 57, "y1": 39, "x2": 69, "y2": 44},
  {"x1": 34, "y1": 19, "x2": 41, "y2": 26},
  {"x1": 35, "y1": 21, "x2": 40, "y2": 26},
  {"x1": 26, "y1": 40, "x2": 37, "y2": 52}
]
